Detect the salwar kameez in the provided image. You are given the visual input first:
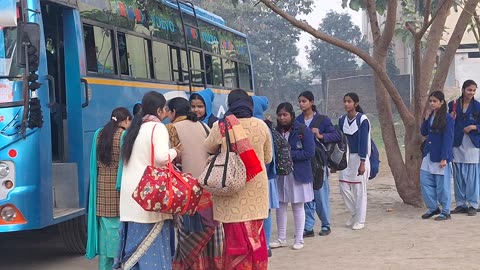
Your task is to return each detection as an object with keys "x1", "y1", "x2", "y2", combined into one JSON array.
[
  {"x1": 115, "y1": 221, "x2": 173, "y2": 270},
  {"x1": 223, "y1": 220, "x2": 268, "y2": 270}
]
